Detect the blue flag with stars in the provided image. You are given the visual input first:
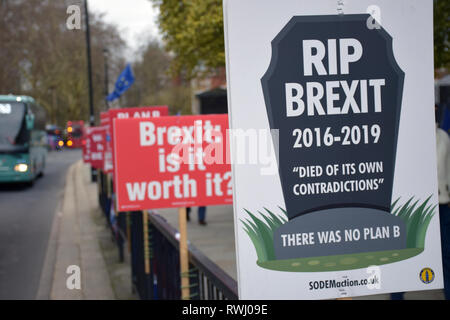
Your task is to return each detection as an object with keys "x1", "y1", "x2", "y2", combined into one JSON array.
[{"x1": 106, "y1": 64, "x2": 135, "y2": 102}]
